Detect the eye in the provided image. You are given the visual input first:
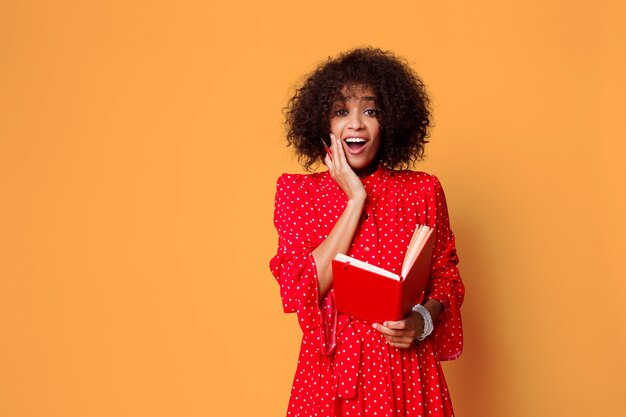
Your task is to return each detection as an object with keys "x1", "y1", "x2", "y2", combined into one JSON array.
[
  {"x1": 333, "y1": 109, "x2": 348, "y2": 117},
  {"x1": 364, "y1": 109, "x2": 379, "y2": 117}
]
